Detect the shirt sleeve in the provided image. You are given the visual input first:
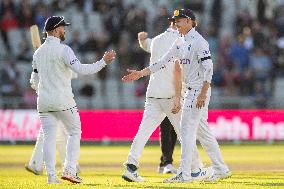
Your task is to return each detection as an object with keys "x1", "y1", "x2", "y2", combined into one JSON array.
[
  {"x1": 62, "y1": 45, "x2": 106, "y2": 75},
  {"x1": 197, "y1": 39, "x2": 213, "y2": 83},
  {"x1": 148, "y1": 38, "x2": 182, "y2": 73},
  {"x1": 30, "y1": 55, "x2": 39, "y2": 91},
  {"x1": 139, "y1": 38, "x2": 152, "y2": 53}
]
